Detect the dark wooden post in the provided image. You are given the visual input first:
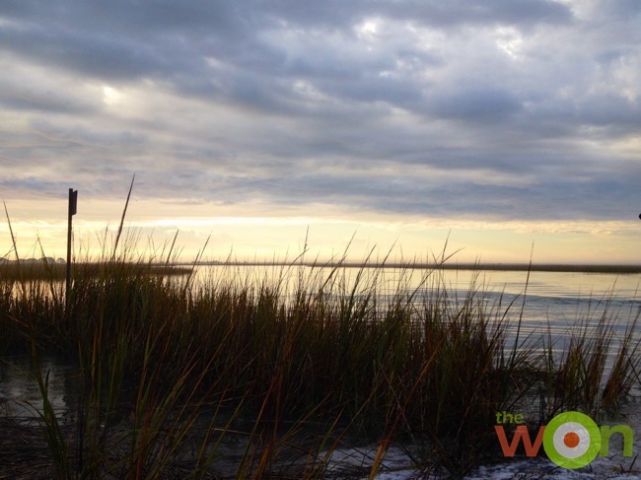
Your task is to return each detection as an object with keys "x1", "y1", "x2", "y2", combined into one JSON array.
[{"x1": 66, "y1": 188, "x2": 78, "y2": 299}]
